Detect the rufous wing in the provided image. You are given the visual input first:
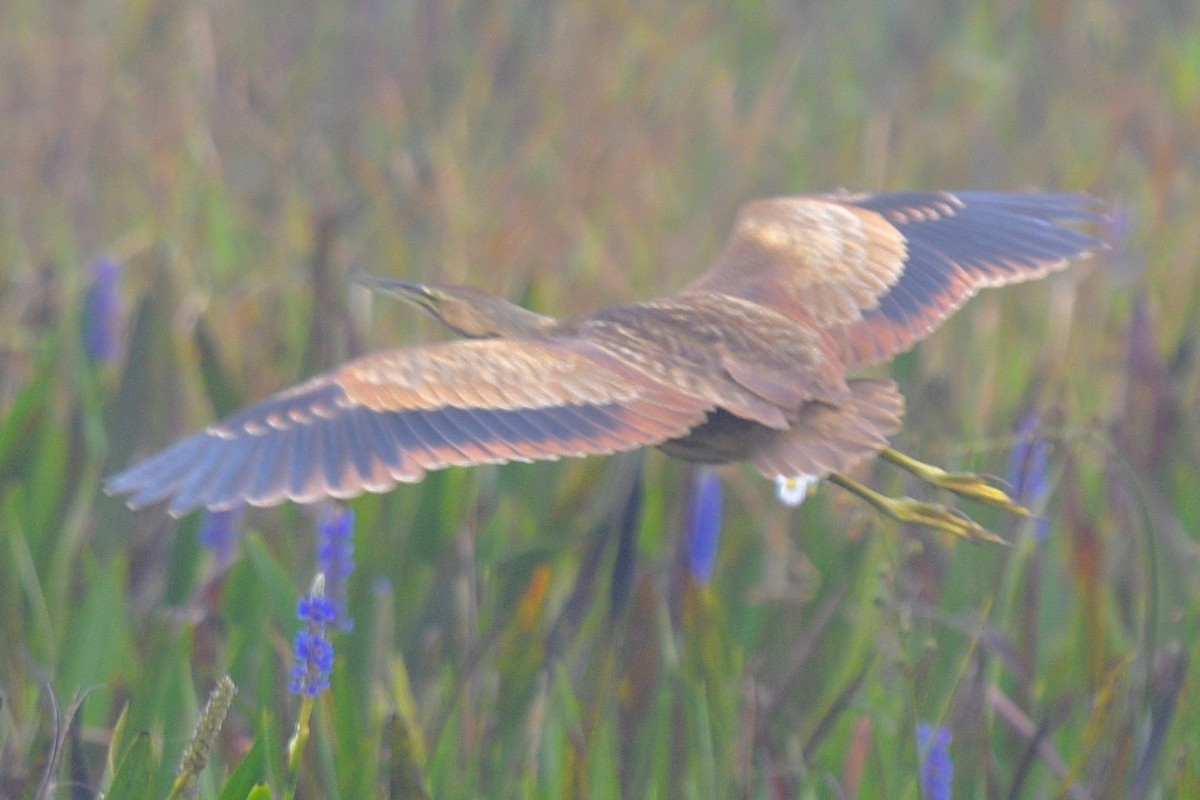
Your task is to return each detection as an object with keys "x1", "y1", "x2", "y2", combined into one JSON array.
[
  {"x1": 105, "y1": 338, "x2": 712, "y2": 516},
  {"x1": 689, "y1": 191, "x2": 1107, "y2": 365}
]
